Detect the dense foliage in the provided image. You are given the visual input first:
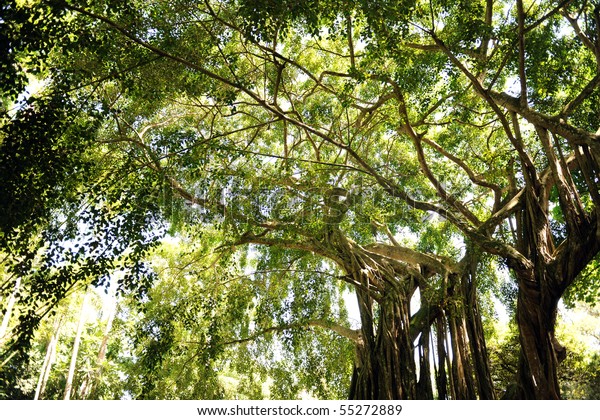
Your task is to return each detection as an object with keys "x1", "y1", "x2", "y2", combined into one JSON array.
[{"x1": 2, "y1": 0, "x2": 600, "y2": 399}]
